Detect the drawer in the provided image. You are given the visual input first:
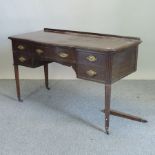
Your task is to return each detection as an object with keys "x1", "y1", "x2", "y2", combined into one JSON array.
[
  {"x1": 12, "y1": 40, "x2": 32, "y2": 53},
  {"x1": 13, "y1": 51, "x2": 33, "y2": 66},
  {"x1": 33, "y1": 45, "x2": 48, "y2": 61},
  {"x1": 54, "y1": 47, "x2": 75, "y2": 63},
  {"x1": 77, "y1": 64, "x2": 105, "y2": 83},
  {"x1": 40, "y1": 46, "x2": 76, "y2": 63},
  {"x1": 13, "y1": 52, "x2": 44, "y2": 67},
  {"x1": 77, "y1": 49, "x2": 105, "y2": 66}
]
